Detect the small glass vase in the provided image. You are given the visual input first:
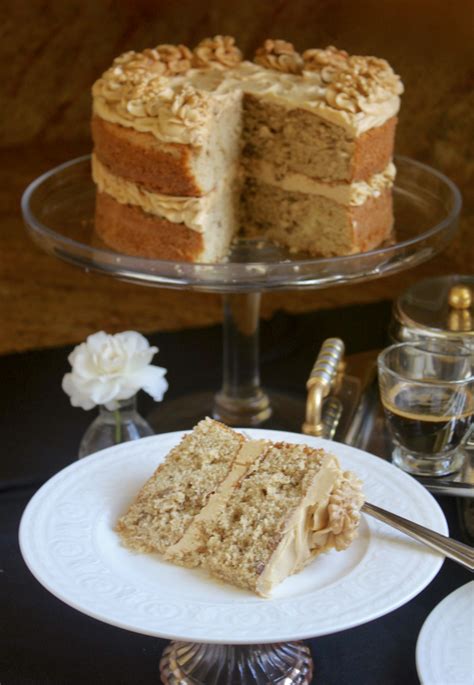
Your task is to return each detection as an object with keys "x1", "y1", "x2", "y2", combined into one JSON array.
[{"x1": 78, "y1": 396, "x2": 154, "y2": 459}]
